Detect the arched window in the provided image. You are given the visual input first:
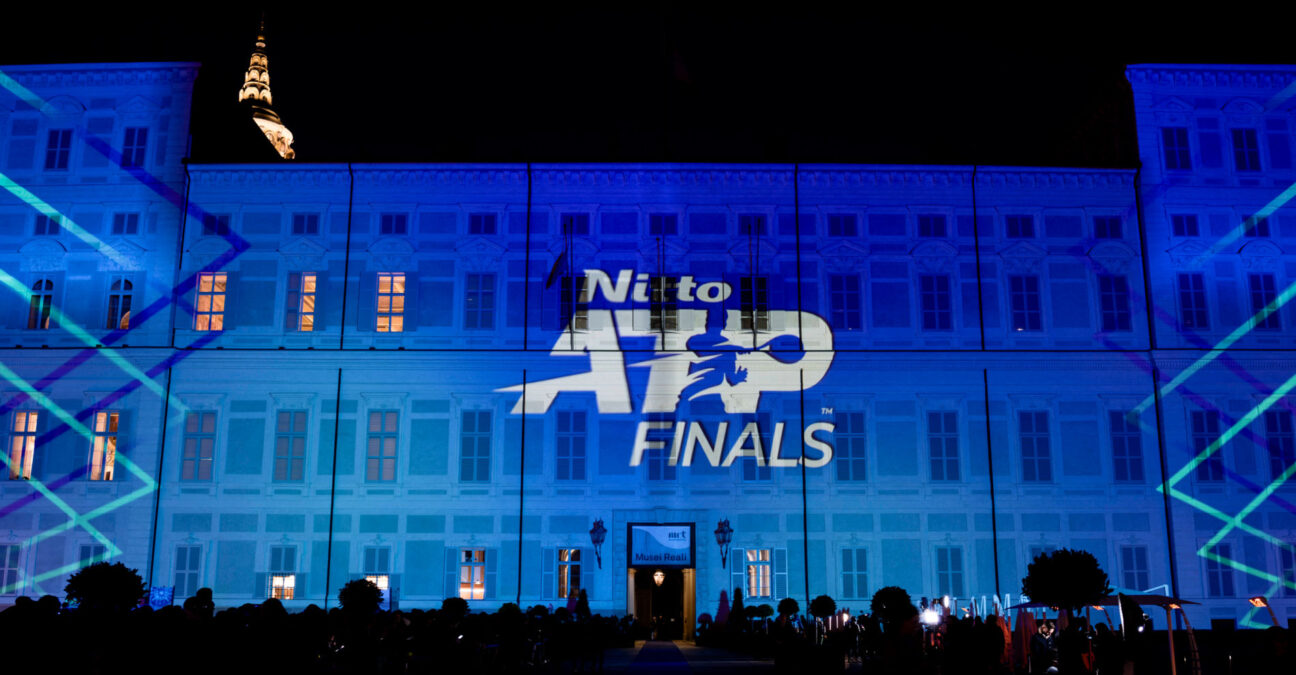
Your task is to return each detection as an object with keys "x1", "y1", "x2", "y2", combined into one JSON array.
[
  {"x1": 27, "y1": 279, "x2": 54, "y2": 330},
  {"x1": 108, "y1": 278, "x2": 133, "y2": 330}
]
